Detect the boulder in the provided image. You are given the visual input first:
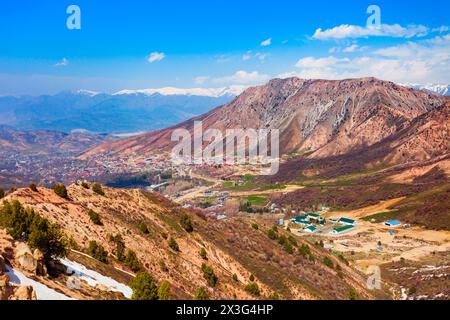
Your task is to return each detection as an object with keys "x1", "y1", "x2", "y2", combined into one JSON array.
[
  {"x1": 11, "y1": 285, "x2": 37, "y2": 300},
  {"x1": 0, "y1": 255, "x2": 6, "y2": 274},
  {"x1": 15, "y1": 243, "x2": 37, "y2": 273},
  {"x1": 0, "y1": 274, "x2": 9, "y2": 287},
  {"x1": 33, "y1": 249, "x2": 47, "y2": 276},
  {"x1": 95, "y1": 283, "x2": 111, "y2": 292},
  {"x1": 0, "y1": 273, "x2": 37, "y2": 300},
  {"x1": 0, "y1": 274, "x2": 13, "y2": 300}
]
